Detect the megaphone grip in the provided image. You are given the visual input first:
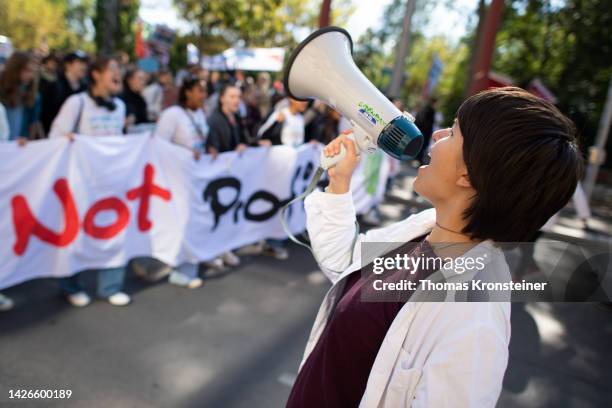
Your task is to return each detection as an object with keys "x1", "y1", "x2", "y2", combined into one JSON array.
[{"x1": 320, "y1": 144, "x2": 347, "y2": 170}]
